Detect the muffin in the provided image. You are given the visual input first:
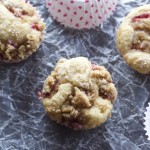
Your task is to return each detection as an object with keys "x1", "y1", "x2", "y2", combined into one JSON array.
[
  {"x1": 0, "y1": 0, "x2": 45, "y2": 62},
  {"x1": 39, "y1": 57, "x2": 117, "y2": 130},
  {"x1": 117, "y1": 5, "x2": 150, "y2": 74}
]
